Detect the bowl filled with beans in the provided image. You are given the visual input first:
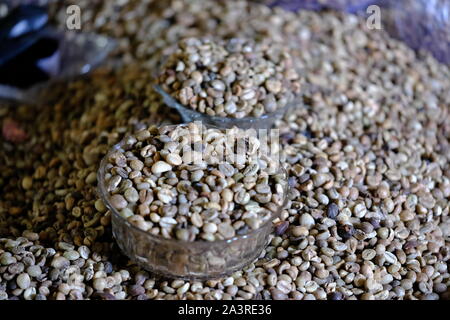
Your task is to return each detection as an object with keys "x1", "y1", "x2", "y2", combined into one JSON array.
[
  {"x1": 98, "y1": 122, "x2": 289, "y2": 279},
  {"x1": 155, "y1": 37, "x2": 302, "y2": 130}
]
